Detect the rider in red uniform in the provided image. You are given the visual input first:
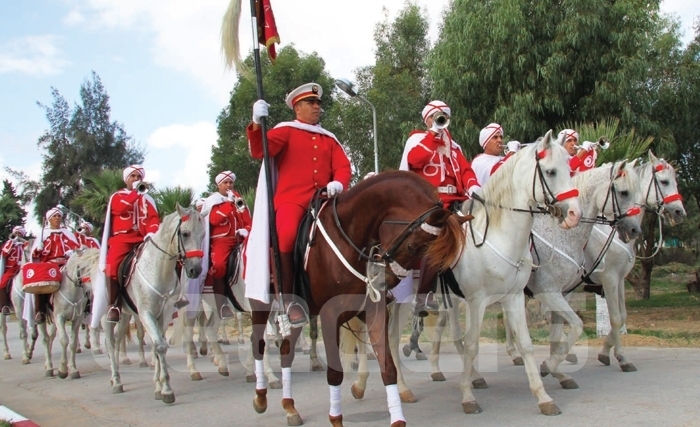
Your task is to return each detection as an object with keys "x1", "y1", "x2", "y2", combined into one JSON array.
[
  {"x1": 0, "y1": 226, "x2": 28, "y2": 315},
  {"x1": 76, "y1": 222, "x2": 100, "y2": 249},
  {"x1": 32, "y1": 207, "x2": 80, "y2": 323},
  {"x1": 399, "y1": 100, "x2": 481, "y2": 317},
  {"x1": 102, "y1": 165, "x2": 159, "y2": 323},
  {"x1": 558, "y1": 129, "x2": 596, "y2": 175}
]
